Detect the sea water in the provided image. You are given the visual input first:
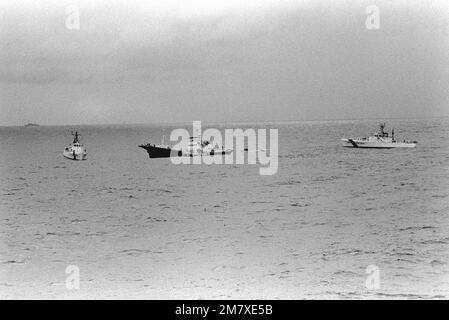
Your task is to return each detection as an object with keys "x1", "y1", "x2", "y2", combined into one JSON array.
[{"x1": 0, "y1": 118, "x2": 448, "y2": 299}]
